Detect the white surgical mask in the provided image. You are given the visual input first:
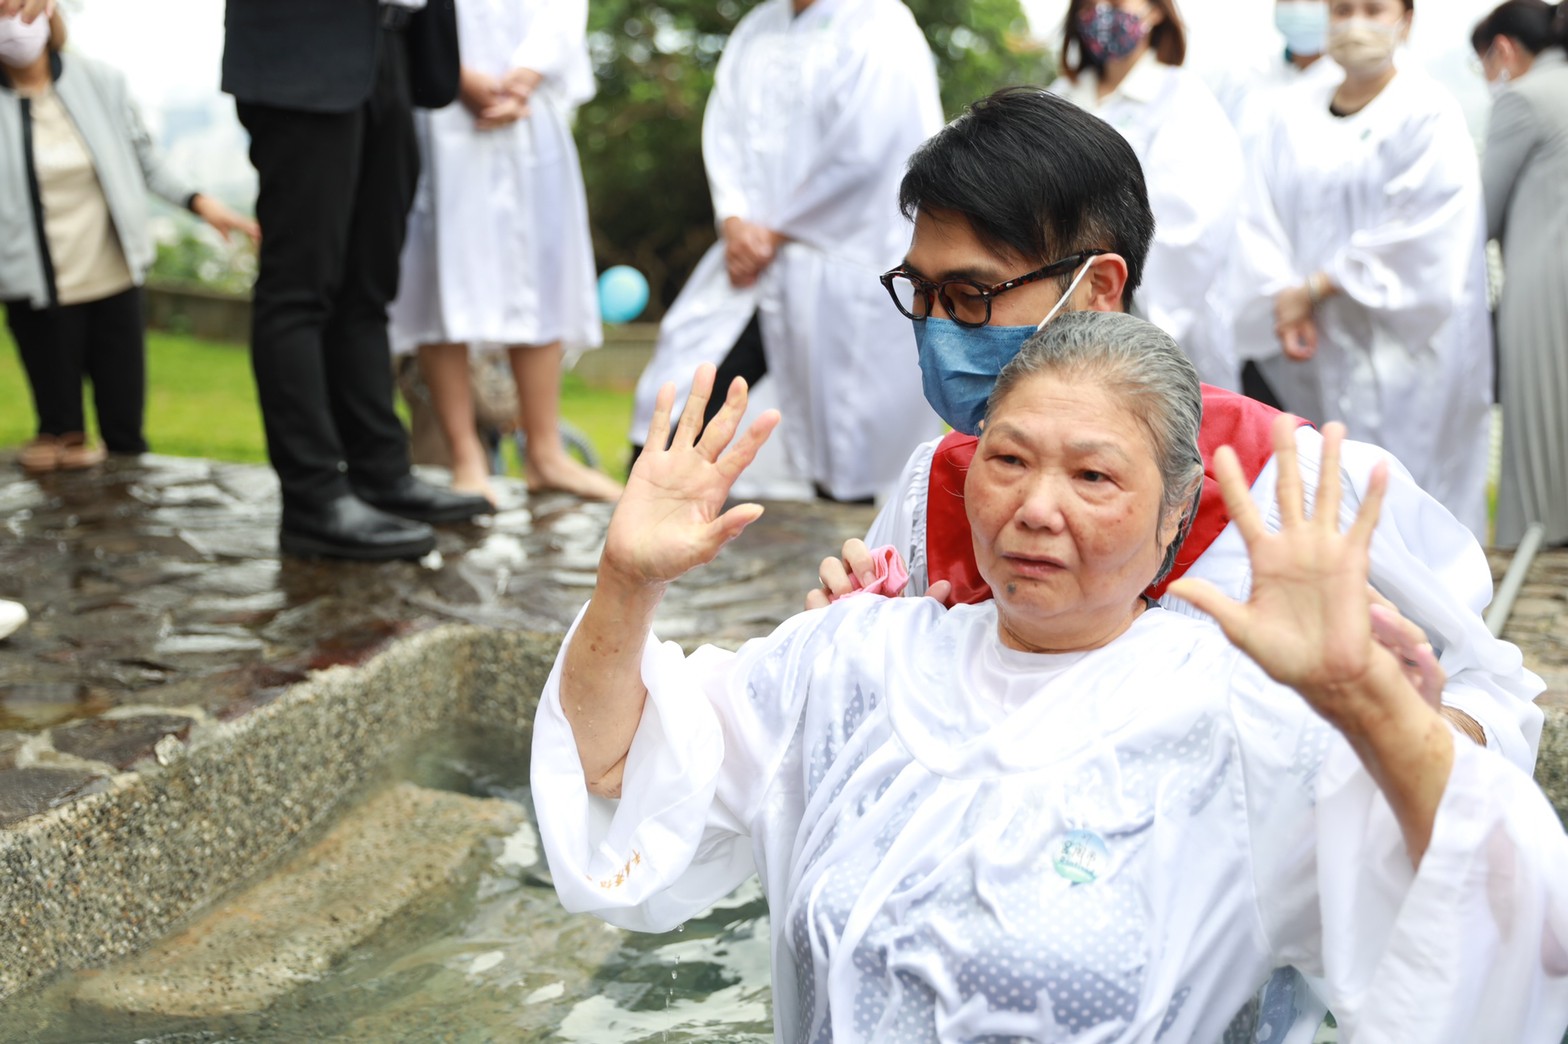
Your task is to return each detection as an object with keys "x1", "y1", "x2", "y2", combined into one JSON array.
[
  {"x1": 0, "y1": 13, "x2": 50, "y2": 68},
  {"x1": 1488, "y1": 68, "x2": 1513, "y2": 98},
  {"x1": 1327, "y1": 17, "x2": 1403, "y2": 77},
  {"x1": 1275, "y1": 1, "x2": 1329, "y2": 57}
]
